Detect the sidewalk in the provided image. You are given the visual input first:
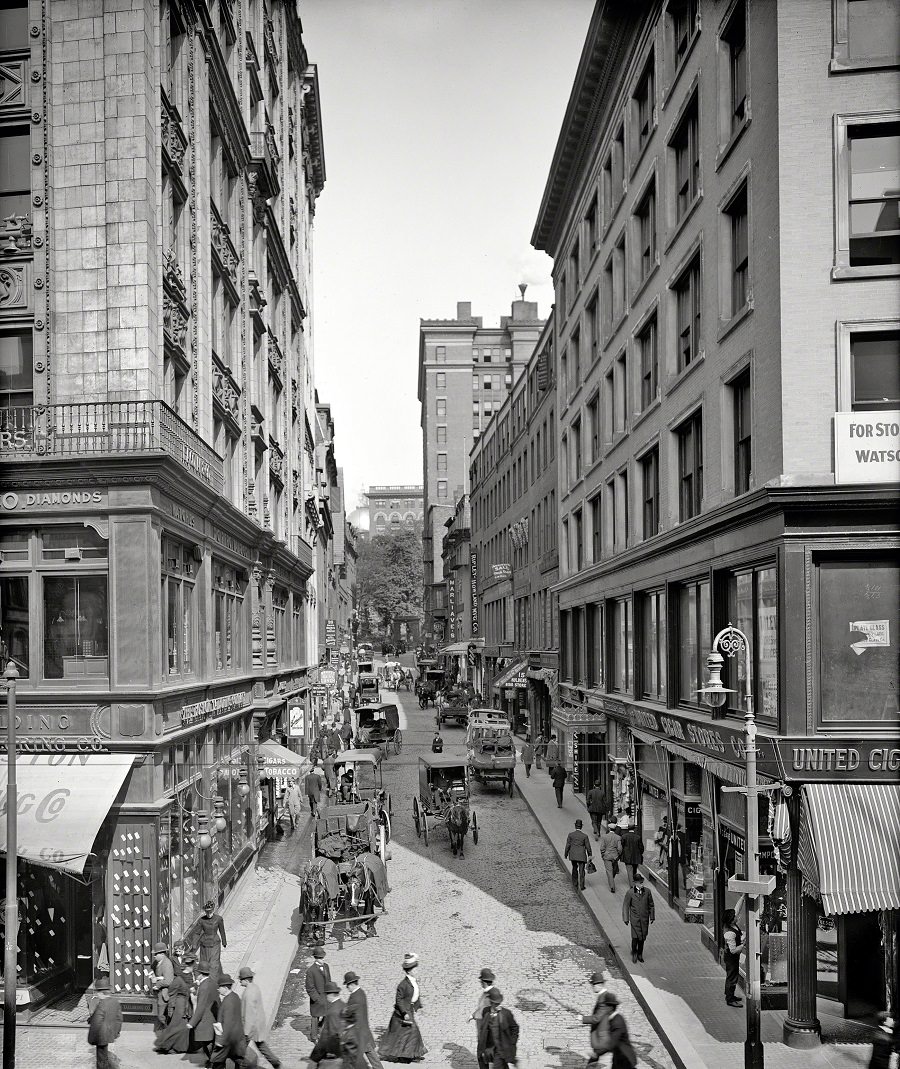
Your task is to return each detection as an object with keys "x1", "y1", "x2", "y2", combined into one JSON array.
[{"x1": 514, "y1": 762, "x2": 874, "y2": 1069}]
